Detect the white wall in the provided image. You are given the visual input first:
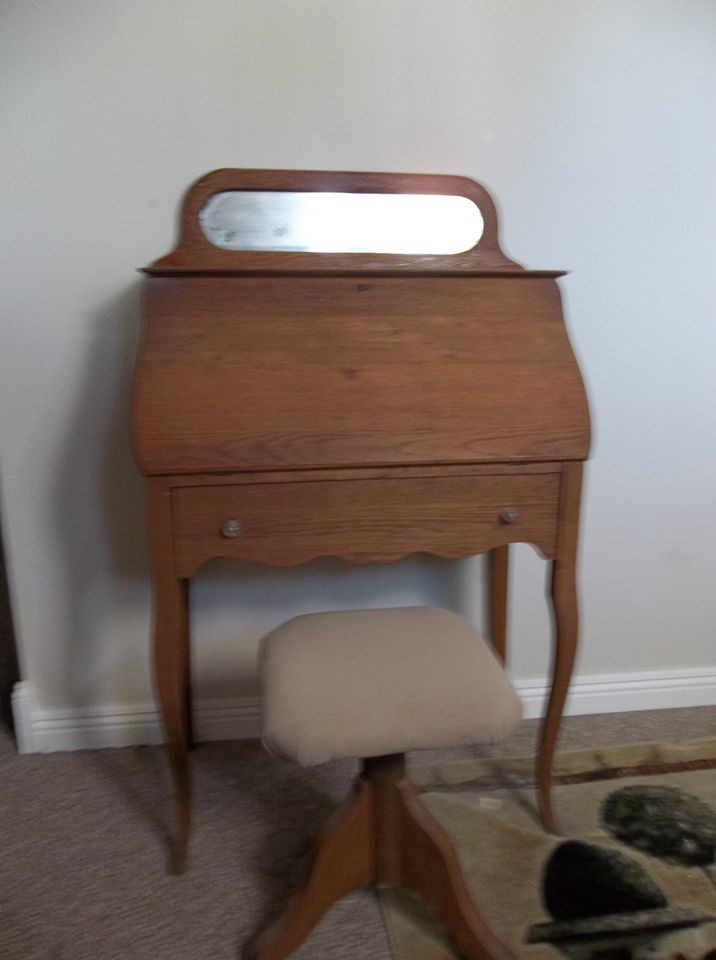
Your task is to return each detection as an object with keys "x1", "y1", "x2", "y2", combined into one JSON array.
[{"x1": 2, "y1": 0, "x2": 715, "y2": 748}]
